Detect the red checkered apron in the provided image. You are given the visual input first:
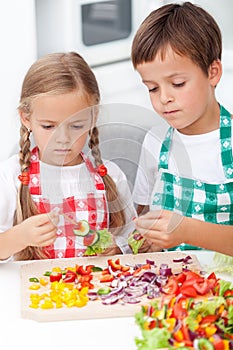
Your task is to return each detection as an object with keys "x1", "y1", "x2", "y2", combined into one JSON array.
[{"x1": 28, "y1": 147, "x2": 108, "y2": 258}]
